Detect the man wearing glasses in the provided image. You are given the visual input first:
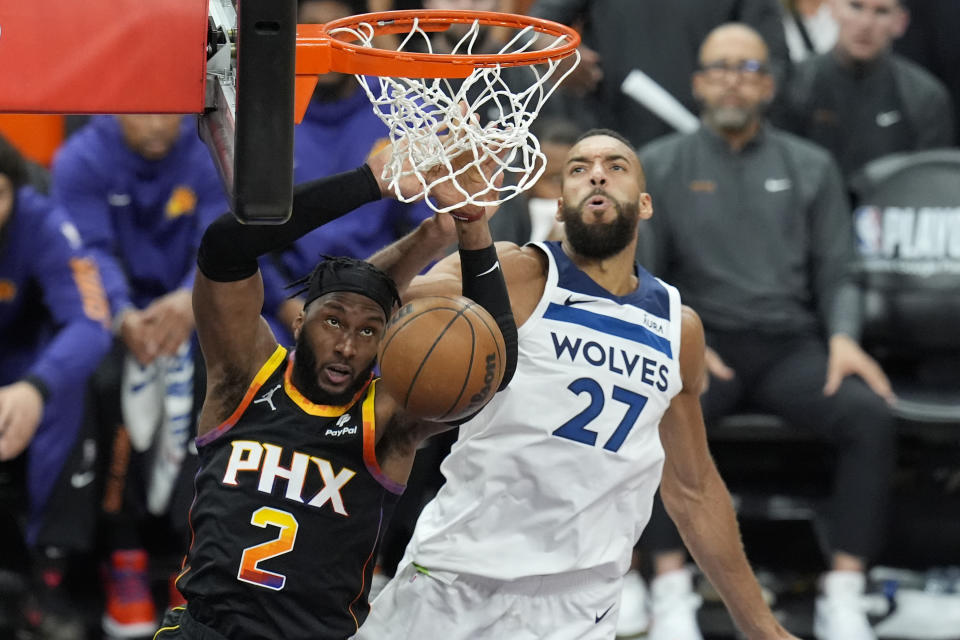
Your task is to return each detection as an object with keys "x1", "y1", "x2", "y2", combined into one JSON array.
[{"x1": 633, "y1": 23, "x2": 896, "y2": 640}]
